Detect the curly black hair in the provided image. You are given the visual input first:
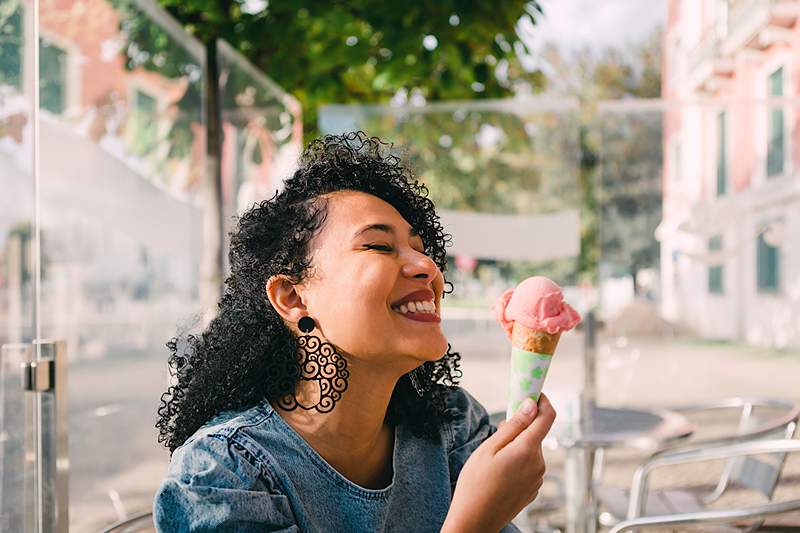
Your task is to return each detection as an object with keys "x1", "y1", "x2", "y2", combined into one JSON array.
[{"x1": 156, "y1": 132, "x2": 464, "y2": 453}]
